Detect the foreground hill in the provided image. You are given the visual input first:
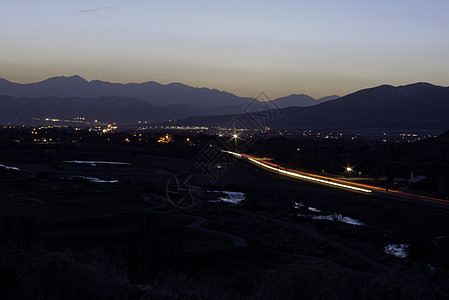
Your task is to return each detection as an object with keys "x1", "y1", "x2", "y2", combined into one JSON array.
[{"x1": 170, "y1": 83, "x2": 449, "y2": 131}]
